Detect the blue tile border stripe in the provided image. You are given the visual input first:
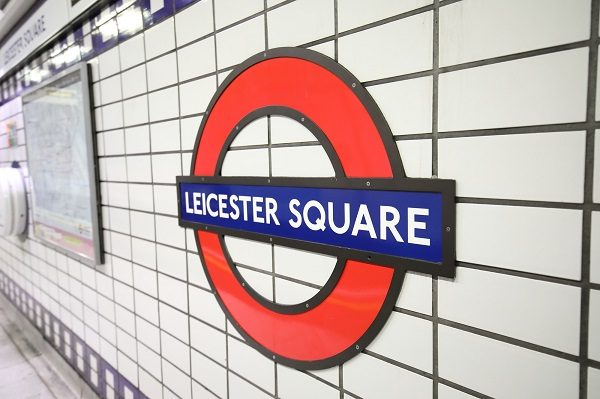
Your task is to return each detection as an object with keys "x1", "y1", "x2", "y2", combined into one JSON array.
[
  {"x1": 0, "y1": 0, "x2": 198, "y2": 106},
  {"x1": 0, "y1": 269, "x2": 147, "y2": 399}
]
